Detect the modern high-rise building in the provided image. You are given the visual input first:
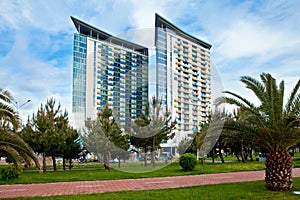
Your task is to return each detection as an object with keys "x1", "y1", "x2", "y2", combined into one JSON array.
[
  {"x1": 71, "y1": 17, "x2": 148, "y2": 130},
  {"x1": 155, "y1": 14, "x2": 212, "y2": 150}
]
